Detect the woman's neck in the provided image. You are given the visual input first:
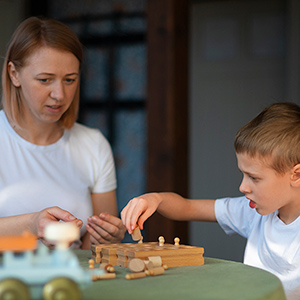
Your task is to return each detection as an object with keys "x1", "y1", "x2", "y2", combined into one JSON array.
[{"x1": 11, "y1": 120, "x2": 64, "y2": 145}]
